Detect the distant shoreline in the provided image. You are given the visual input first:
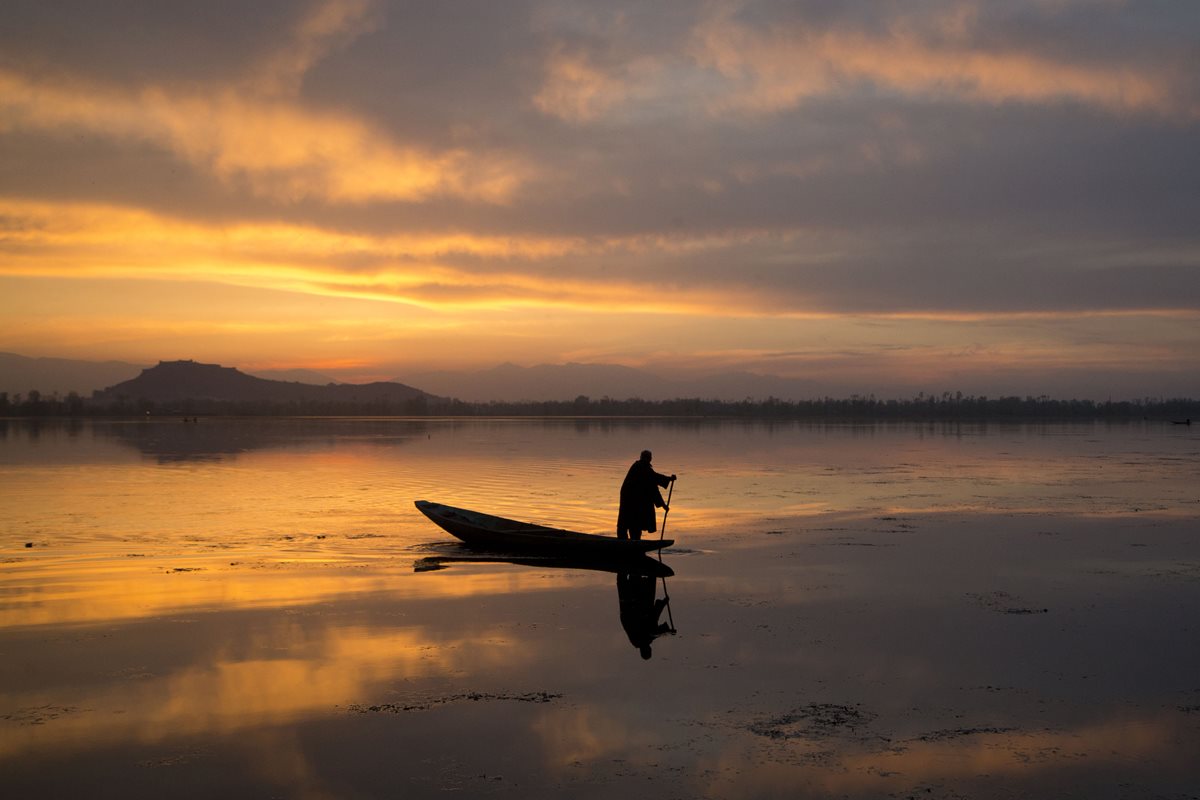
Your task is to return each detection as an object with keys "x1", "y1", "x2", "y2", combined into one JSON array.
[{"x1": 1, "y1": 393, "x2": 1196, "y2": 424}]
